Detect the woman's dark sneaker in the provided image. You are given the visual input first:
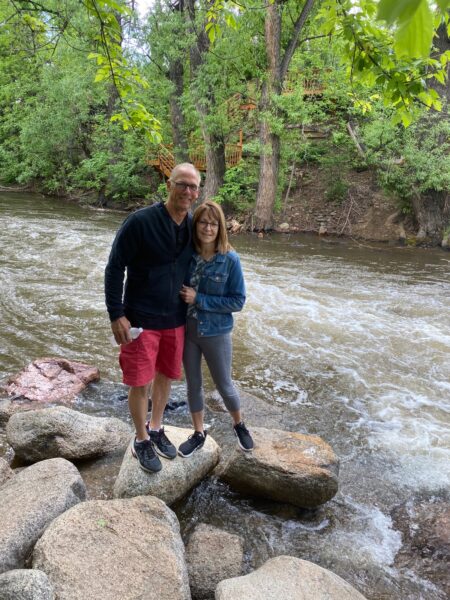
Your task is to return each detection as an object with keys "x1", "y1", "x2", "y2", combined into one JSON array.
[
  {"x1": 131, "y1": 438, "x2": 162, "y2": 473},
  {"x1": 149, "y1": 427, "x2": 177, "y2": 459},
  {"x1": 178, "y1": 431, "x2": 207, "y2": 458},
  {"x1": 233, "y1": 422, "x2": 254, "y2": 452}
]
